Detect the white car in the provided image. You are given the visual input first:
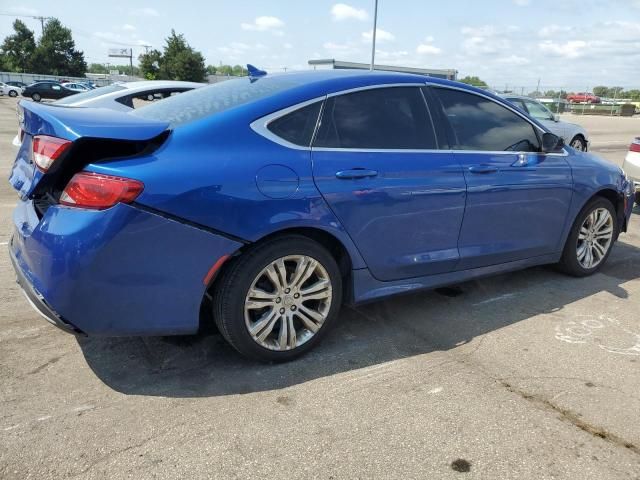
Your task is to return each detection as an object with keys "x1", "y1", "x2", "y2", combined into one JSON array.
[
  {"x1": 502, "y1": 95, "x2": 590, "y2": 151},
  {"x1": 53, "y1": 80, "x2": 205, "y2": 111},
  {"x1": 0, "y1": 82, "x2": 22, "y2": 98},
  {"x1": 61, "y1": 82, "x2": 91, "y2": 92},
  {"x1": 622, "y1": 137, "x2": 640, "y2": 204}
]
